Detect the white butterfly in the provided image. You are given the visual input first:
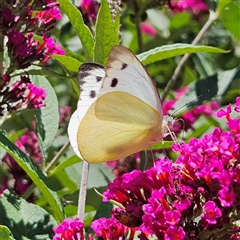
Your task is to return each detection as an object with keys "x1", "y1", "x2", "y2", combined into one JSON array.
[{"x1": 68, "y1": 45, "x2": 171, "y2": 163}]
